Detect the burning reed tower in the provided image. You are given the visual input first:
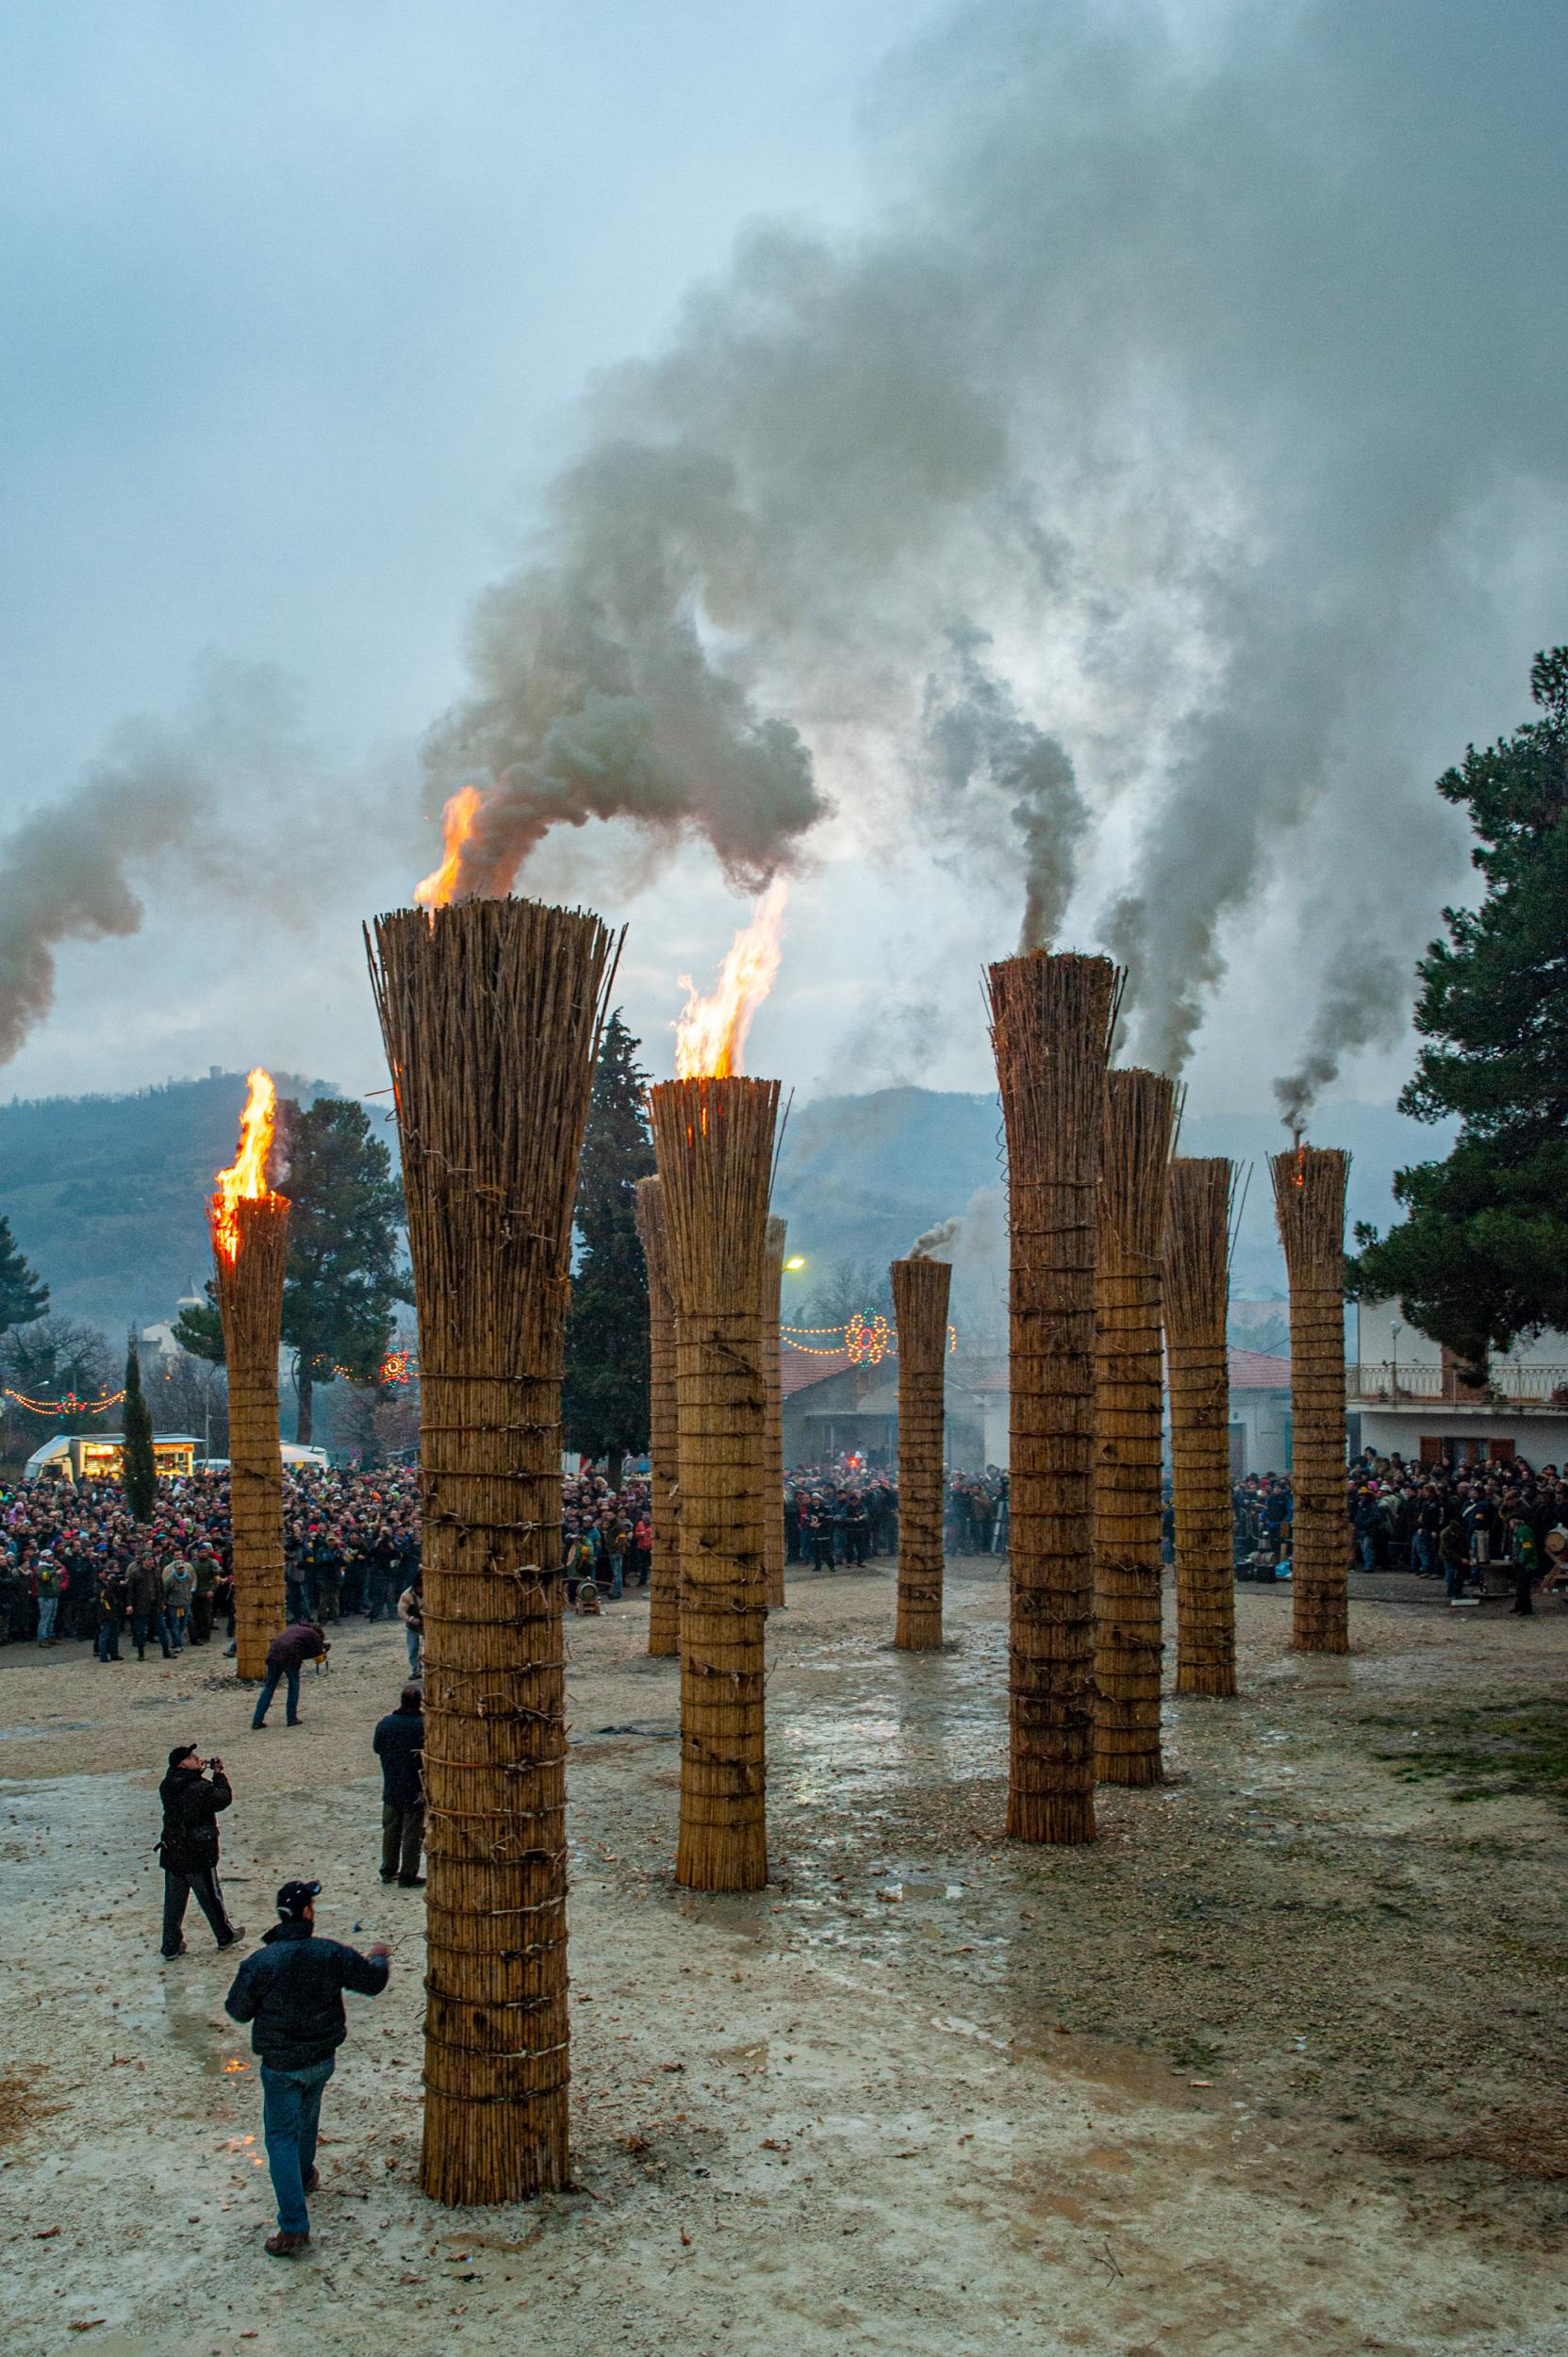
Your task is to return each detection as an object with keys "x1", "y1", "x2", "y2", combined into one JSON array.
[
  {"x1": 1271, "y1": 1146, "x2": 1351, "y2": 1654},
  {"x1": 890, "y1": 1246, "x2": 951, "y2": 1651},
  {"x1": 1093, "y1": 1068, "x2": 1178, "y2": 1786},
  {"x1": 989, "y1": 949, "x2": 1119, "y2": 1845},
  {"x1": 1164, "y1": 1157, "x2": 1239, "y2": 1696},
  {"x1": 209, "y1": 1069, "x2": 289, "y2": 1682},
  {"x1": 368, "y1": 890, "x2": 614, "y2": 2207},
  {"x1": 647, "y1": 887, "x2": 785, "y2": 1890}
]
